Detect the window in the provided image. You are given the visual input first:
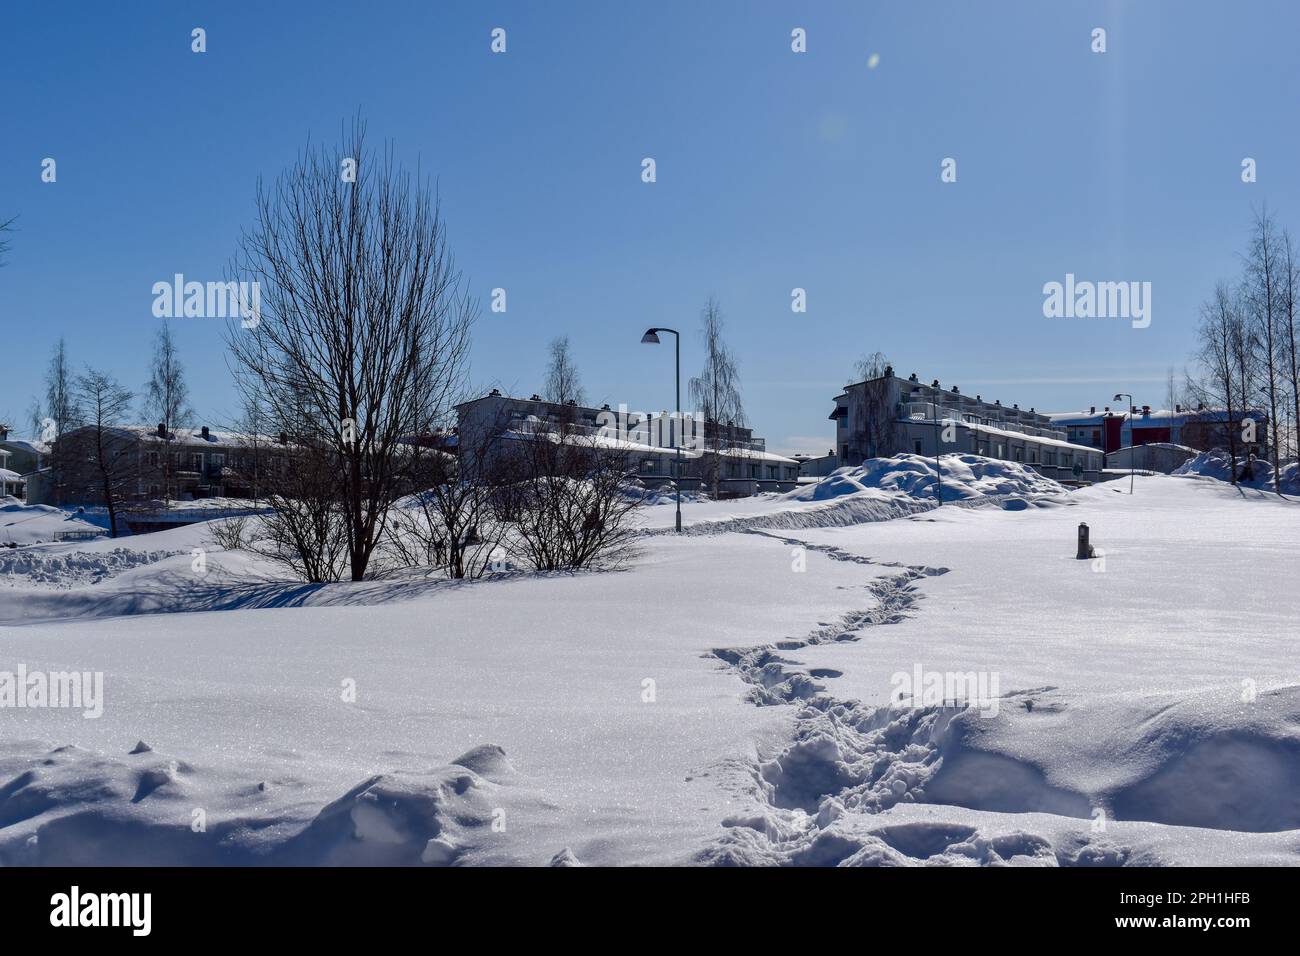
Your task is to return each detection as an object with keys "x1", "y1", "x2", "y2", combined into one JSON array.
[
  {"x1": 767, "y1": 466, "x2": 778, "y2": 480},
  {"x1": 190, "y1": 453, "x2": 204, "y2": 472},
  {"x1": 640, "y1": 459, "x2": 657, "y2": 475},
  {"x1": 147, "y1": 451, "x2": 159, "y2": 468}
]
